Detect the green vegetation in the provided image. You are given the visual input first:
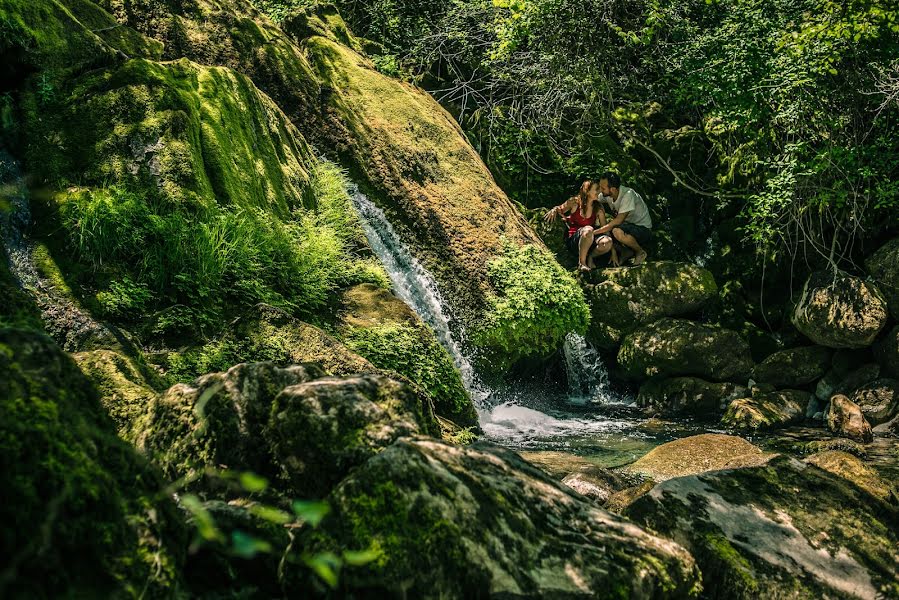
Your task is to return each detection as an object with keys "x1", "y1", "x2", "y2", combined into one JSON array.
[
  {"x1": 342, "y1": 322, "x2": 472, "y2": 424},
  {"x1": 475, "y1": 241, "x2": 589, "y2": 368}
]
